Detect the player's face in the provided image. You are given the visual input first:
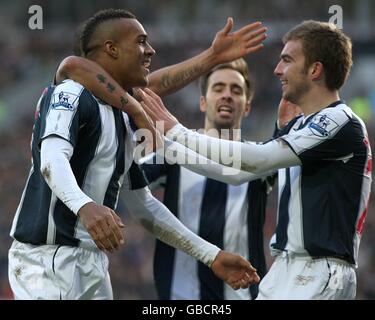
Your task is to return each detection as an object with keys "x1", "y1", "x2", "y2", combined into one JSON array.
[
  {"x1": 274, "y1": 40, "x2": 311, "y2": 105},
  {"x1": 200, "y1": 68, "x2": 250, "y2": 131},
  {"x1": 116, "y1": 19, "x2": 155, "y2": 88}
]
